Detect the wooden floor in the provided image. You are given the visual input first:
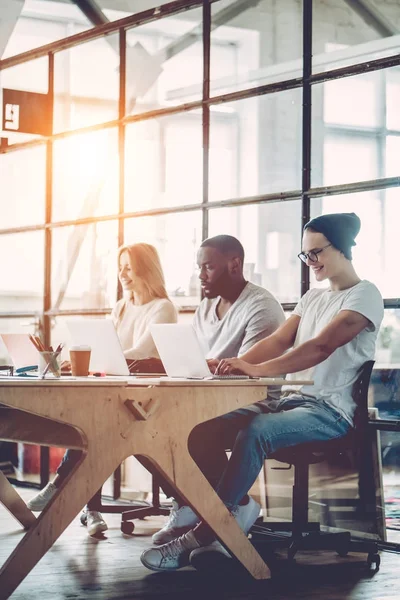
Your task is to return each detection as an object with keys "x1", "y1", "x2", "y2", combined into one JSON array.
[{"x1": 1, "y1": 487, "x2": 399, "y2": 600}]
